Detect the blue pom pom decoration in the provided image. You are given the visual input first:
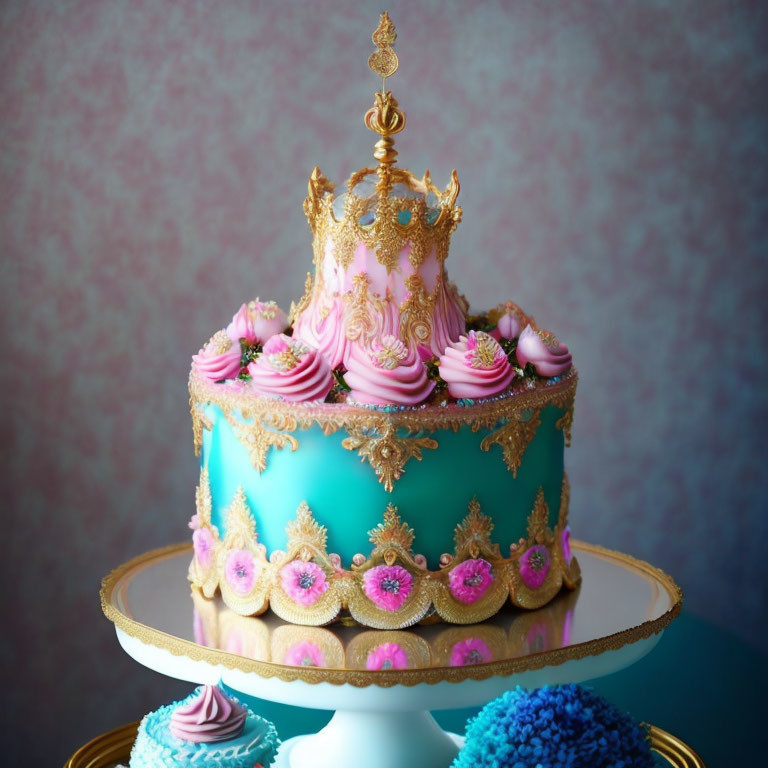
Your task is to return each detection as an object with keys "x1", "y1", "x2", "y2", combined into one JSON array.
[{"x1": 452, "y1": 684, "x2": 655, "y2": 768}]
